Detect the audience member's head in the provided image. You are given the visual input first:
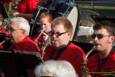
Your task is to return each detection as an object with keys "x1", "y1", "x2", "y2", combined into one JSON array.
[
  {"x1": 34, "y1": 60, "x2": 77, "y2": 77},
  {"x1": 51, "y1": 16, "x2": 73, "y2": 47}
]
